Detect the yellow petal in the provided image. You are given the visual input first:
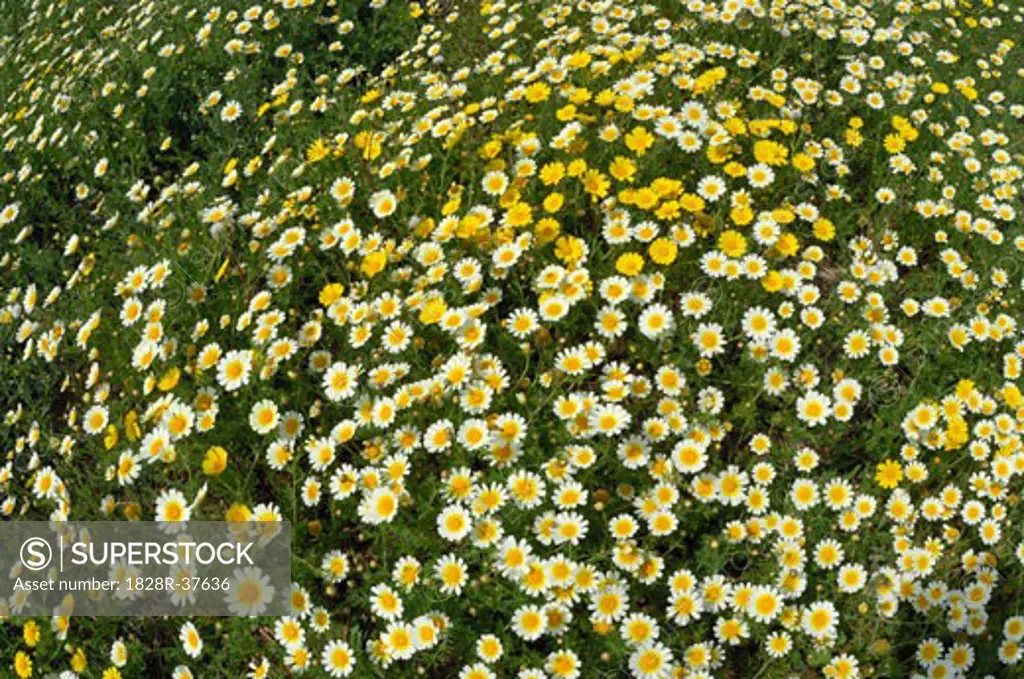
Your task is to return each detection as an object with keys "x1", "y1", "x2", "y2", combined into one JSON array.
[
  {"x1": 158, "y1": 367, "x2": 180, "y2": 391},
  {"x1": 103, "y1": 425, "x2": 119, "y2": 450},
  {"x1": 215, "y1": 258, "x2": 230, "y2": 282},
  {"x1": 203, "y1": 446, "x2": 228, "y2": 476},
  {"x1": 125, "y1": 410, "x2": 141, "y2": 441}
]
